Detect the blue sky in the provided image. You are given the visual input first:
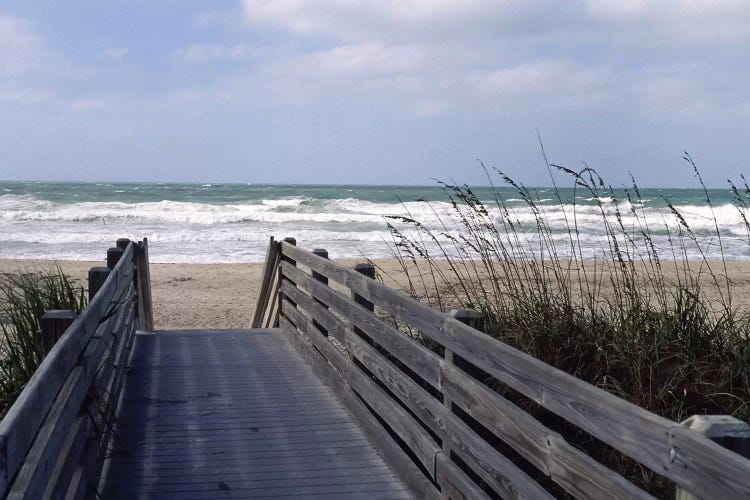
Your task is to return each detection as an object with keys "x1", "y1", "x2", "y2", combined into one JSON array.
[{"x1": 0, "y1": 1, "x2": 748, "y2": 186}]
